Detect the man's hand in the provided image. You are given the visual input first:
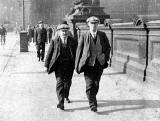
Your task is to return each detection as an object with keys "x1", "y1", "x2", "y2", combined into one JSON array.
[{"x1": 43, "y1": 67, "x2": 48, "y2": 72}]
